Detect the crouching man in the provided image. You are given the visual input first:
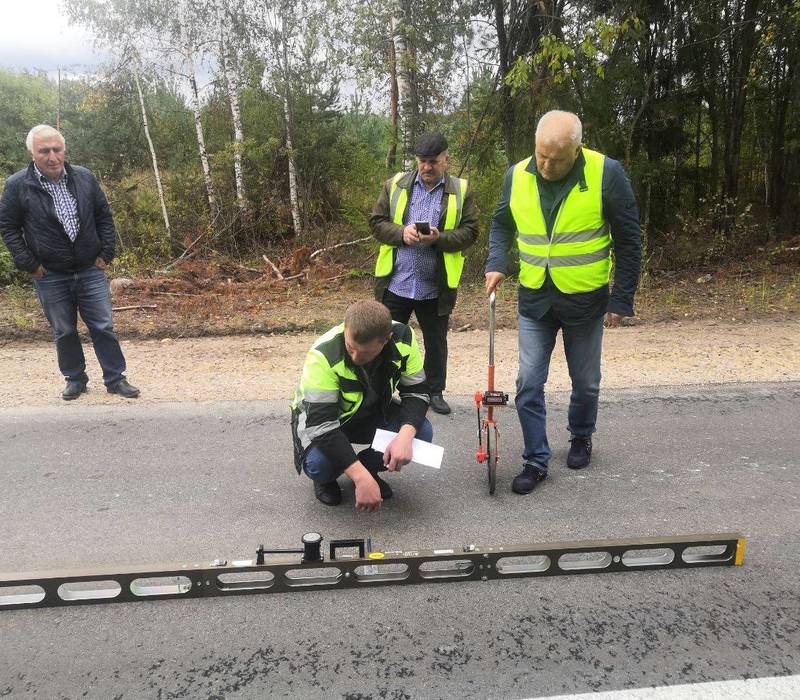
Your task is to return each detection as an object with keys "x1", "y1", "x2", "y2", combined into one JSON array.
[{"x1": 291, "y1": 299, "x2": 433, "y2": 512}]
